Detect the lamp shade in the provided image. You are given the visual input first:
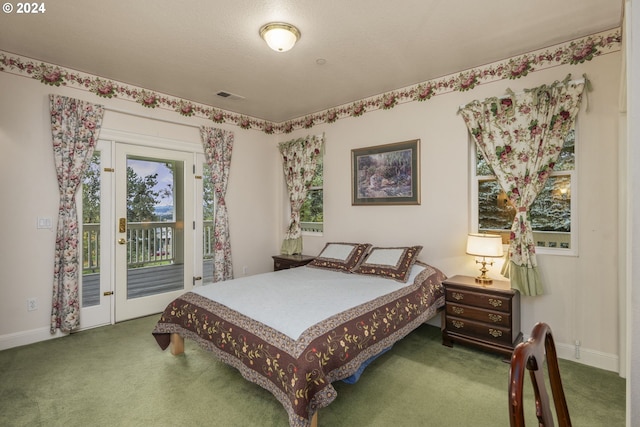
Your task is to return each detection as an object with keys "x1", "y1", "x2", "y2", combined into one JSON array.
[
  {"x1": 466, "y1": 233, "x2": 504, "y2": 258},
  {"x1": 259, "y1": 23, "x2": 301, "y2": 52}
]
